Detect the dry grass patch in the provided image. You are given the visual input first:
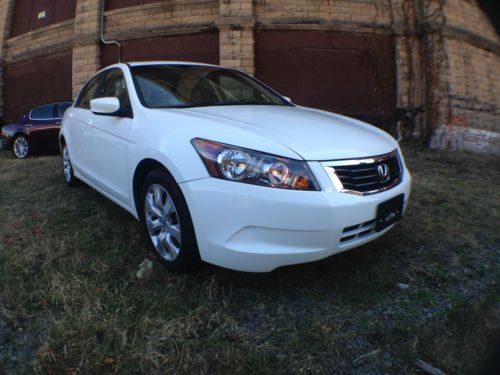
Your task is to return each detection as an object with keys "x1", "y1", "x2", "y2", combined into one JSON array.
[{"x1": 0, "y1": 148, "x2": 499, "y2": 374}]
